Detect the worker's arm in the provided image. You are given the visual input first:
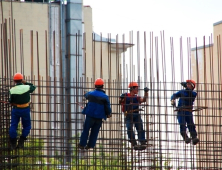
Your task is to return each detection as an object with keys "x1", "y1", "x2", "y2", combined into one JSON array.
[
  {"x1": 84, "y1": 91, "x2": 90, "y2": 100},
  {"x1": 8, "y1": 91, "x2": 16, "y2": 106},
  {"x1": 171, "y1": 91, "x2": 181, "y2": 101},
  {"x1": 8, "y1": 91, "x2": 12, "y2": 103},
  {"x1": 105, "y1": 96, "x2": 112, "y2": 118},
  {"x1": 170, "y1": 91, "x2": 182, "y2": 106},
  {"x1": 119, "y1": 93, "x2": 125, "y2": 104},
  {"x1": 140, "y1": 87, "x2": 149, "y2": 103},
  {"x1": 22, "y1": 80, "x2": 36, "y2": 93}
]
